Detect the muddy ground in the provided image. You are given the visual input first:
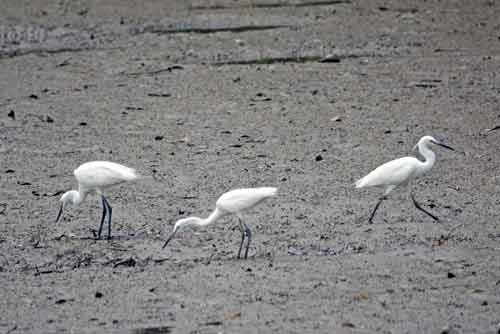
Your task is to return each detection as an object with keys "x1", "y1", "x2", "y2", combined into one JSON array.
[{"x1": 1, "y1": 0, "x2": 500, "y2": 333}]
